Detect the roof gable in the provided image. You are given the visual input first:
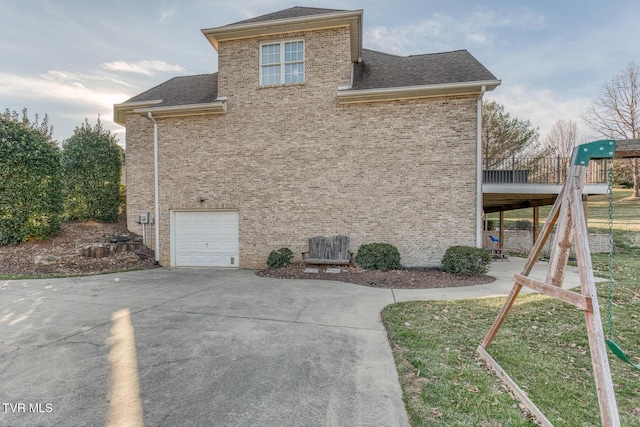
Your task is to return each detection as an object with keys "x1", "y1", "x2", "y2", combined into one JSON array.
[
  {"x1": 226, "y1": 7, "x2": 347, "y2": 26},
  {"x1": 202, "y1": 7, "x2": 363, "y2": 62}
]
